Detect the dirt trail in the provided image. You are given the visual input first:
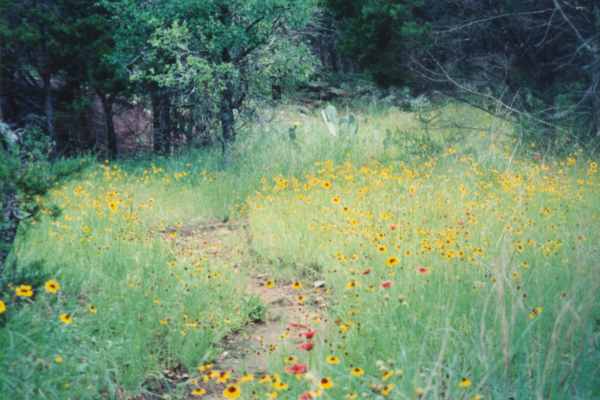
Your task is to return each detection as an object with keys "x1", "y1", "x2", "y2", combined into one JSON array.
[
  {"x1": 165, "y1": 220, "x2": 326, "y2": 398},
  {"x1": 217, "y1": 277, "x2": 318, "y2": 373}
]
